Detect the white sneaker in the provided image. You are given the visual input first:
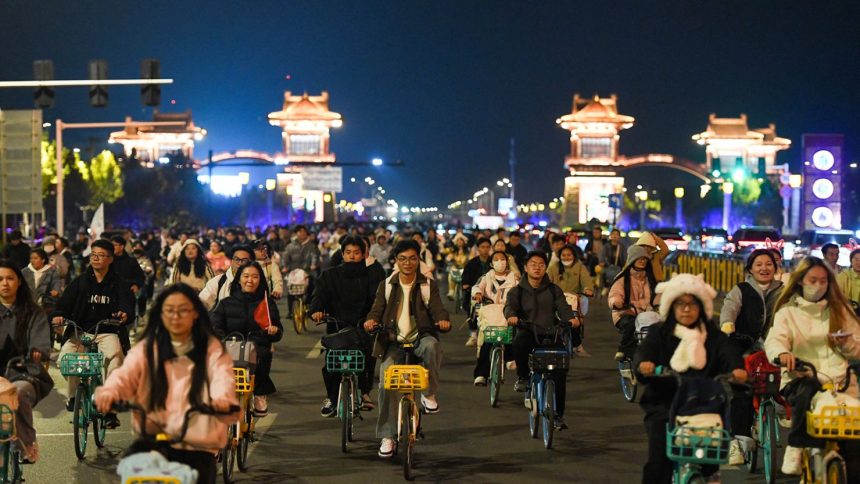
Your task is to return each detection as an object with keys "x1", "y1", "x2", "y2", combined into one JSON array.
[
  {"x1": 465, "y1": 334, "x2": 477, "y2": 347},
  {"x1": 781, "y1": 445, "x2": 802, "y2": 475},
  {"x1": 728, "y1": 439, "x2": 744, "y2": 465},
  {"x1": 506, "y1": 361, "x2": 517, "y2": 371},
  {"x1": 421, "y1": 394, "x2": 439, "y2": 413},
  {"x1": 378, "y1": 438, "x2": 395, "y2": 458},
  {"x1": 473, "y1": 376, "x2": 487, "y2": 386}
]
